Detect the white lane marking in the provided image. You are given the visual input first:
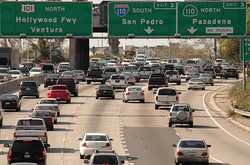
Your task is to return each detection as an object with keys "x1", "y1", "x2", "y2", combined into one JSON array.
[
  {"x1": 6, "y1": 137, "x2": 9, "y2": 140},
  {"x1": 63, "y1": 138, "x2": 65, "y2": 142},
  {"x1": 203, "y1": 91, "x2": 250, "y2": 146},
  {"x1": 210, "y1": 156, "x2": 223, "y2": 163},
  {"x1": 176, "y1": 132, "x2": 180, "y2": 137}
]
